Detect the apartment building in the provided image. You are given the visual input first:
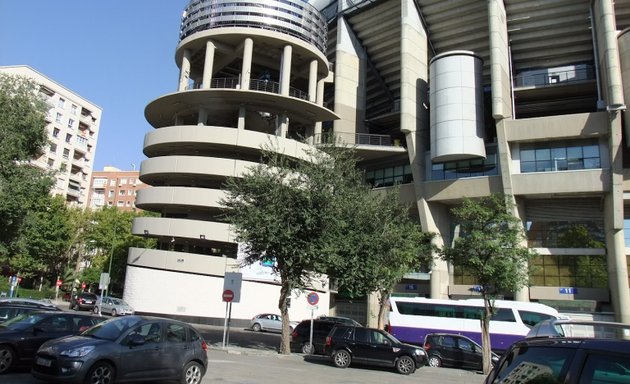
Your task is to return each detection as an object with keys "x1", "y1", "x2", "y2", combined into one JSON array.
[
  {"x1": 126, "y1": 0, "x2": 630, "y2": 326},
  {"x1": 0, "y1": 65, "x2": 102, "y2": 208},
  {"x1": 88, "y1": 166, "x2": 147, "y2": 212}
]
